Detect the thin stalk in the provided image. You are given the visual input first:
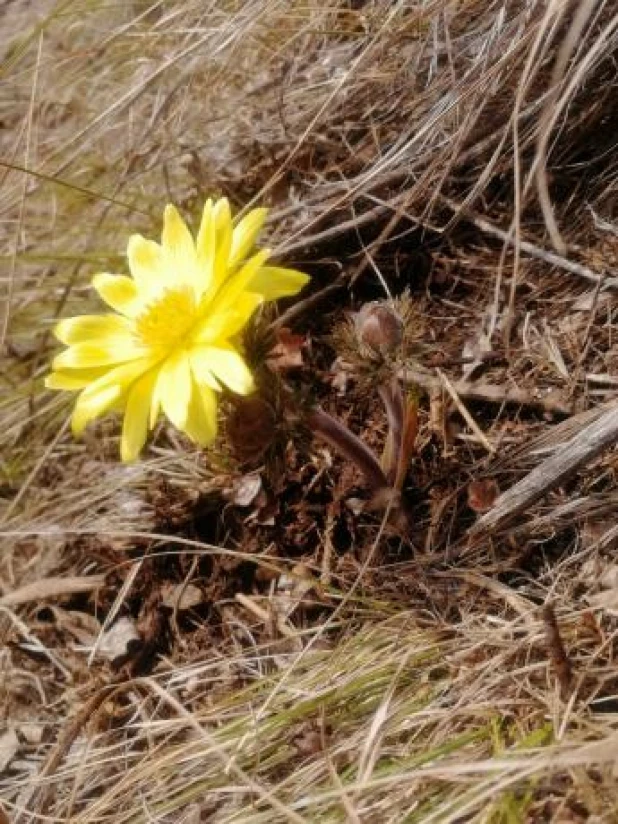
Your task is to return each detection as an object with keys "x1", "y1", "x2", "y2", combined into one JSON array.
[
  {"x1": 307, "y1": 407, "x2": 388, "y2": 491},
  {"x1": 378, "y1": 377, "x2": 405, "y2": 486}
]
